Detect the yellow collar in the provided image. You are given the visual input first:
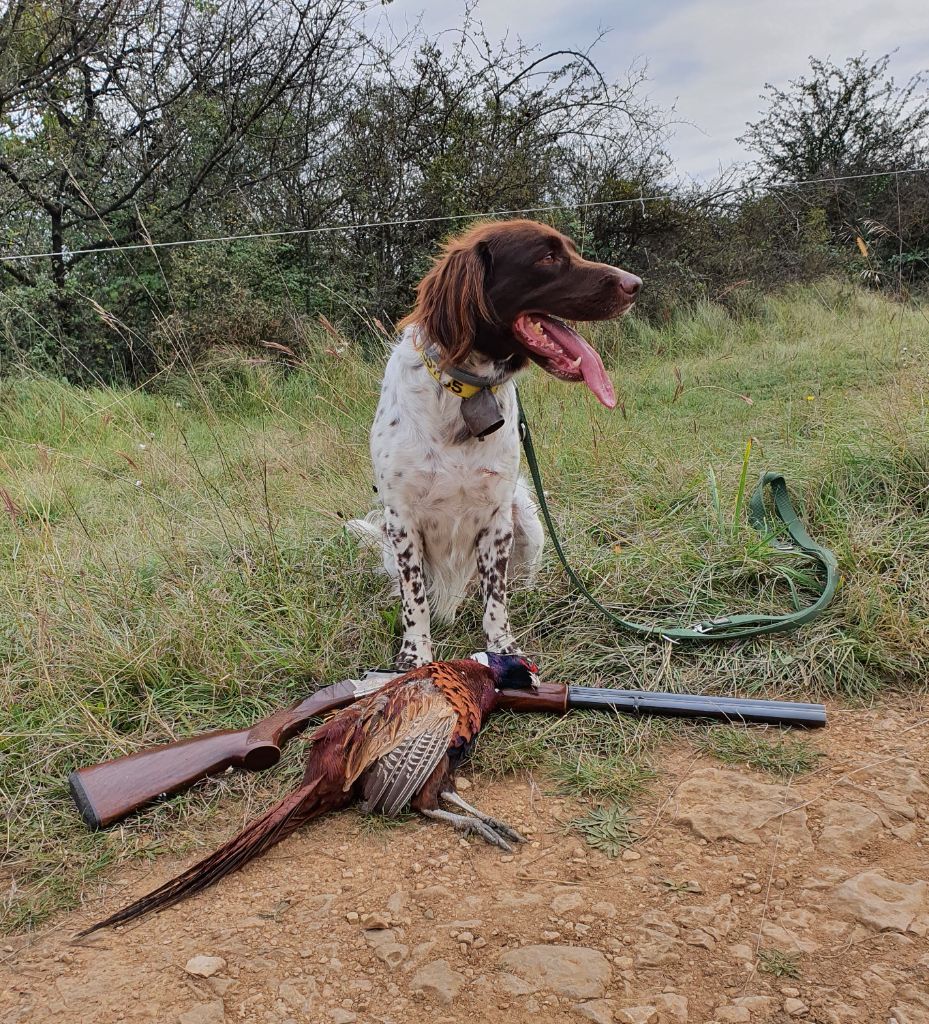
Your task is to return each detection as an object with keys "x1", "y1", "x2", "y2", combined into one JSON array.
[{"x1": 420, "y1": 346, "x2": 499, "y2": 399}]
